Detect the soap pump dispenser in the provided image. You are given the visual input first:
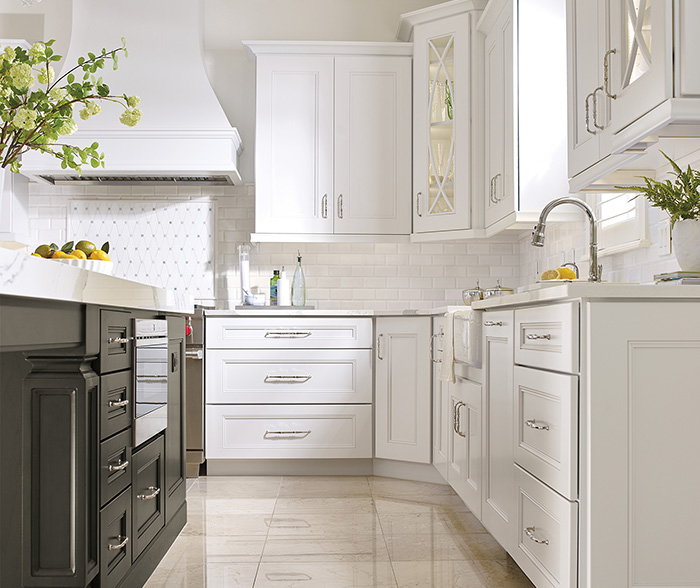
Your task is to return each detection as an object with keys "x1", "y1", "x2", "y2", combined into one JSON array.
[{"x1": 291, "y1": 250, "x2": 306, "y2": 306}]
